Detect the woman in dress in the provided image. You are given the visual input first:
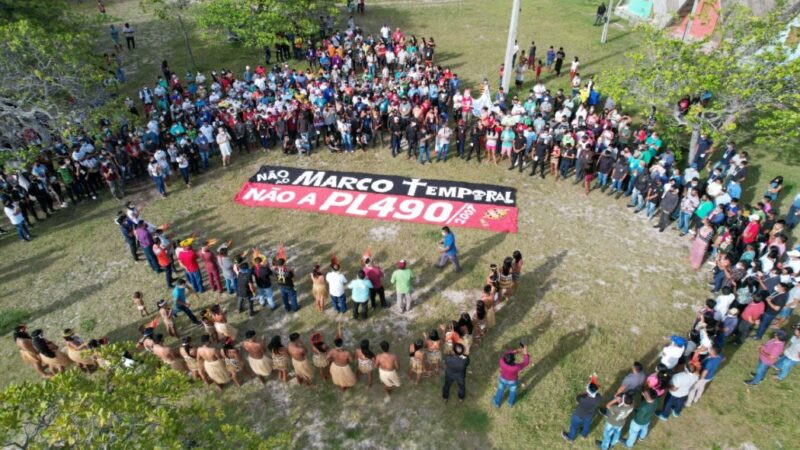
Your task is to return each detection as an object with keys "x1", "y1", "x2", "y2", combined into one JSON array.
[
  {"x1": 355, "y1": 339, "x2": 376, "y2": 388},
  {"x1": 269, "y1": 335, "x2": 290, "y2": 382},
  {"x1": 485, "y1": 126, "x2": 499, "y2": 165},
  {"x1": 14, "y1": 325, "x2": 50, "y2": 377},
  {"x1": 31, "y1": 329, "x2": 72, "y2": 374},
  {"x1": 422, "y1": 330, "x2": 441, "y2": 376},
  {"x1": 211, "y1": 304, "x2": 237, "y2": 341},
  {"x1": 481, "y1": 285, "x2": 497, "y2": 329},
  {"x1": 222, "y1": 342, "x2": 244, "y2": 387},
  {"x1": 63, "y1": 329, "x2": 96, "y2": 373},
  {"x1": 216, "y1": 127, "x2": 233, "y2": 167},
  {"x1": 310, "y1": 264, "x2": 328, "y2": 313},
  {"x1": 498, "y1": 257, "x2": 514, "y2": 302},
  {"x1": 472, "y1": 301, "x2": 488, "y2": 346},
  {"x1": 511, "y1": 250, "x2": 524, "y2": 295},
  {"x1": 310, "y1": 332, "x2": 331, "y2": 381},
  {"x1": 407, "y1": 339, "x2": 425, "y2": 385},
  {"x1": 689, "y1": 219, "x2": 715, "y2": 270},
  {"x1": 180, "y1": 337, "x2": 206, "y2": 383},
  {"x1": 457, "y1": 313, "x2": 474, "y2": 356}
]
